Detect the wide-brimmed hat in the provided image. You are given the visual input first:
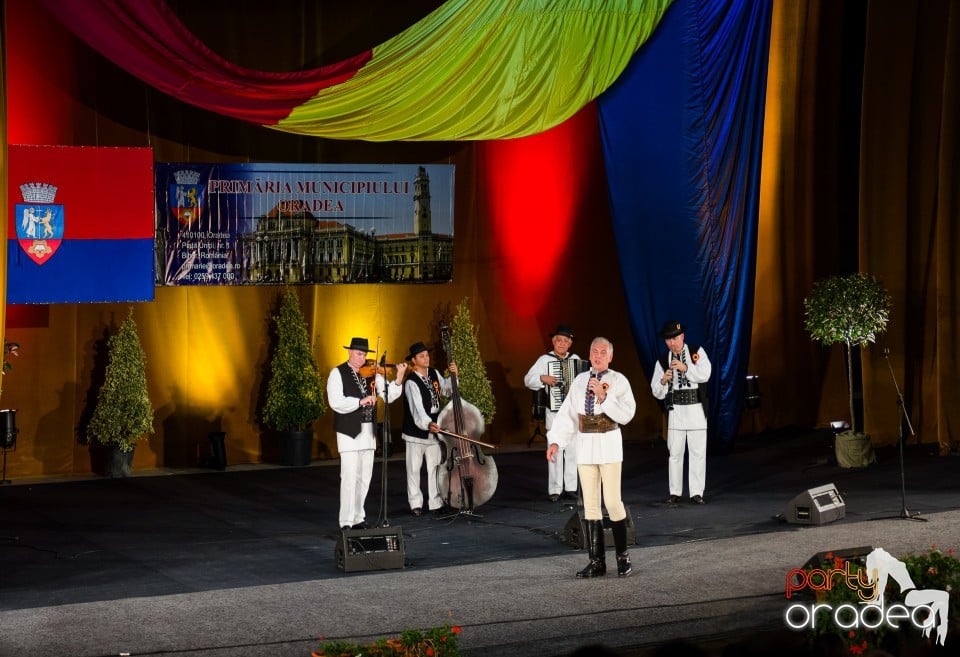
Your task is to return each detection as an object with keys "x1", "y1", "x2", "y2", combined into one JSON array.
[
  {"x1": 659, "y1": 321, "x2": 685, "y2": 339},
  {"x1": 343, "y1": 337, "x2": 374, "y2": 352},
  {"x1": 550, "y1": 324, "x2": 575, "y2": 339},
  {"x1": 405, "y1": 341, "x2": 432, "y2": 361}
]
